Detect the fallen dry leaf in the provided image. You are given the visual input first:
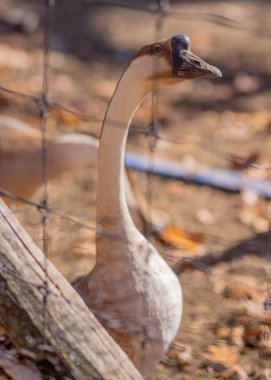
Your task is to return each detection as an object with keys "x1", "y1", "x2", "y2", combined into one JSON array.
[
  {"x1": 216, "y1": 325, "x2": 244, "y2": 349},
  {"x1": 51, "y1": 108, "x2": 82, "y2": 126},
  {"x1": 229, "y1": 151, "x2": 260, "y2": 170},
  {"x1": 0, "y1": 352, "x2": 41, "y2": 380},
  {"x1": 202, "y1": 343, "x2": 239, "y2": 372},
  {"x1": 211, "y1": 271, "x2": 263, "y2": 302},
  {"x1": 223, "y1": 310, "x2": 263, "y2": 349},
  {"x1": 239, "y1": 193, "x2": 270, "y2": 233},
  {"x1": 166, "y1": 340, "x2": 193, "y2": 368},
  {"x1": 0, "y1": 326, "x2": 8, "y2": 344},
  {"x1": 159, "y1": 225, "x2": 205, "y2": 253},
  {"x1": 222, "y1": 364, "x2": 247, "y2": 380}
]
